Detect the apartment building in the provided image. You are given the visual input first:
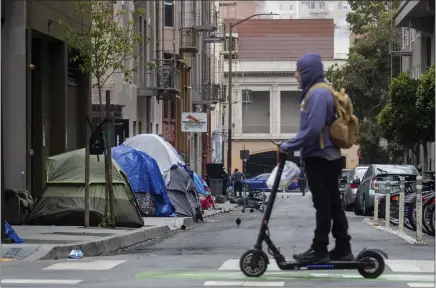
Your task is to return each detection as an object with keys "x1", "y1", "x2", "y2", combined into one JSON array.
[
  {"x1": 266, "y1": 1, "x2": 351, "y2": 59},
  {"x1": 153, "y1": 0, "x2": 222, "y2": 175},
  {"x1": 91, "y1": 0, "x2": 222, "y2": 175},
  {"x1": 0, "y1": 0, "x2": 222, "y2": 197},
  {"x1": 212, "y1": 18, "x2": 355, "y2": 176},
  {"x1": 2, "y1": 0, "x2": 91, "y2": 197},
  {"x1": 393, "y1": 0, "x2": 435, "y2": 170}
]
